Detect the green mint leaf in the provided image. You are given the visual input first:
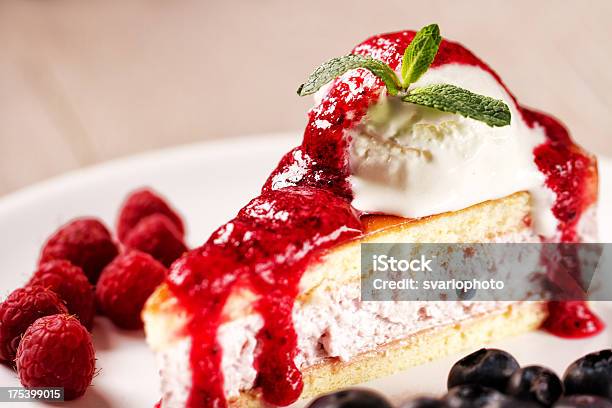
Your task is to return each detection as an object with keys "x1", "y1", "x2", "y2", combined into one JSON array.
[
  {"x1": 297, "y1": 54, "x2": 401, "y2": 97},
  {"x1": 401, "y1": 23, "x2": 442, "y2": 87},
  {"x1": 403, "y1": 84, "x2": 511, "y2": 127}
]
